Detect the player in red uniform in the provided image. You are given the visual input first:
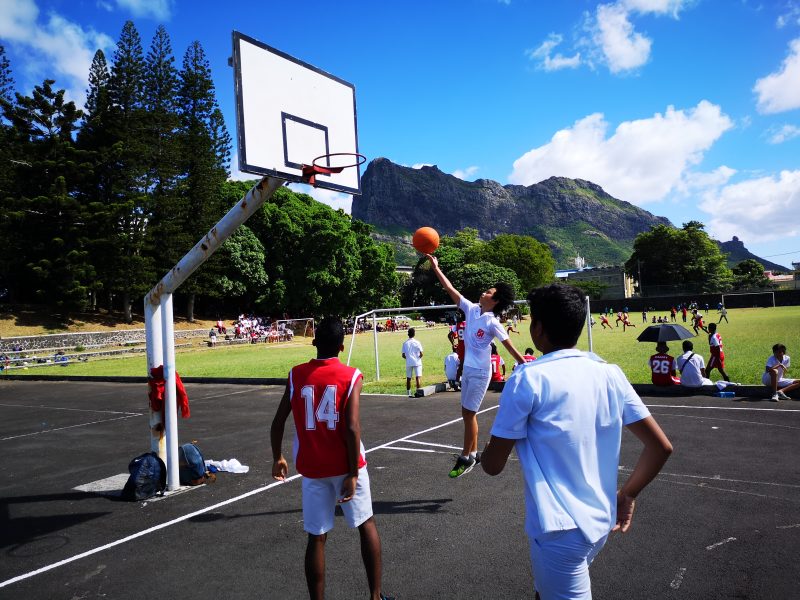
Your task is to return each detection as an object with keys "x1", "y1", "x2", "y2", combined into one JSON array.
[
  {"x1": 270, "y1": 317, "x2": 393, "y2": 600},
  {"x1": 649, "y1": 342, "x2": 680, "y2": 386},
  {"x1": 599, "y1": 314, "x2": 612, "y2": 329},
  {"x1": 490, "y1": 343, "x2": 506, "y2": 382},
  {"x1": 704, "y1": 322, "x2": 730, "y2": 381}
]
